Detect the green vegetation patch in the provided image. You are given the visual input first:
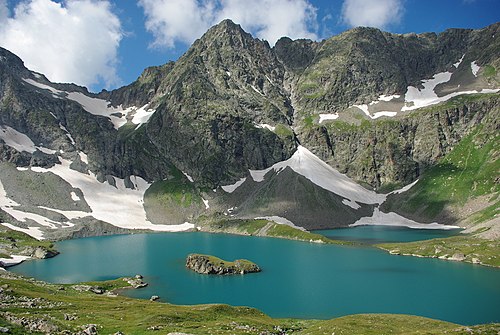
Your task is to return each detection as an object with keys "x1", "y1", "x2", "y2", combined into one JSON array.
[
  {"x1": 377, "y1": 235, "x2": 500, "y2": 267},
  {"x1": 483, "y1": 64, "x2": 497, "y2": 78},
  {"x1": 0, "y1": 227, "x2": 56, "y2": 254},
  {"x1": 265, "y1": 224, "x2": 337, "y2": 244},
  {"x1": 384, "y1": 126, "x2": 499, "y2": 220},
  {"x1": 145, "y1": 167, "x2": 201, "y2": 208}
]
